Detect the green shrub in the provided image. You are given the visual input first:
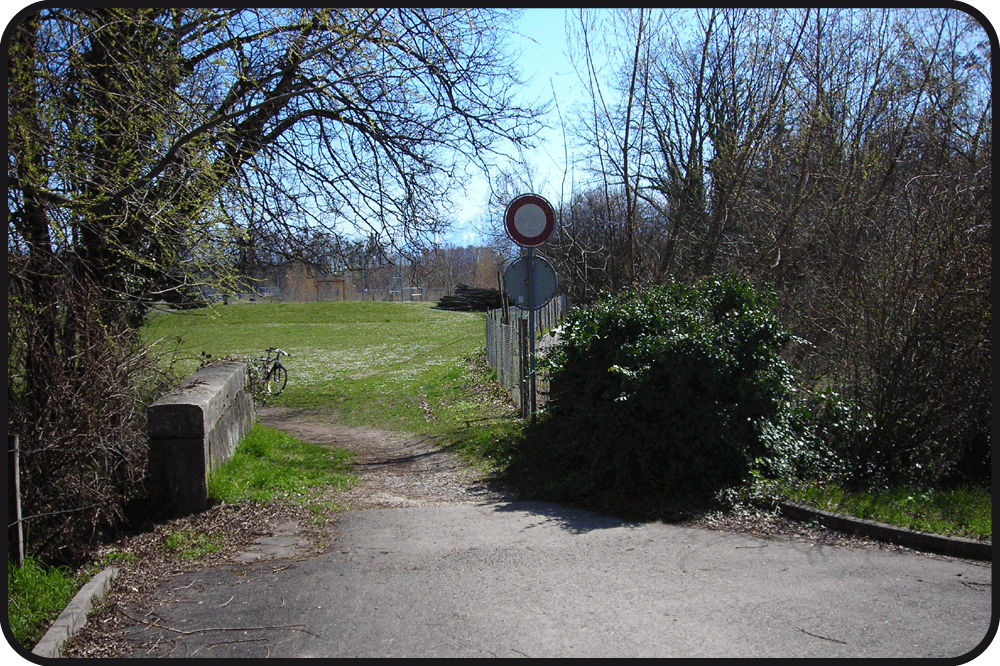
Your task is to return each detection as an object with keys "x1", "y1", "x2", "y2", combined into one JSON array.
[
  {"x1": 790, "y1": 388, "x2": 878, "y2": 486},
  {"x1": 539, "y1": 274, "x2": 800, "y2": 498}
]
